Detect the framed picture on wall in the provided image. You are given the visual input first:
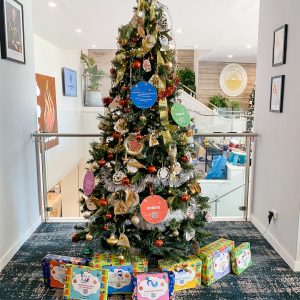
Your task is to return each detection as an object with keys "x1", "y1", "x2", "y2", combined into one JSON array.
[
  {"x1": 270, "y1": 75, "x2": 285, "y2": 113},
  {"x1": 0, "y1": 0, "x2": 25, "y2": 64},
  {"x1": 272, "y1": 24, "x2": 288, "y2": 67},
  {"x1": 36, "y1": 74, "x2": 59, "y2": 150},
  {"x1": 62, "y1": 67, "x2": 77, "y2": 97}
]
